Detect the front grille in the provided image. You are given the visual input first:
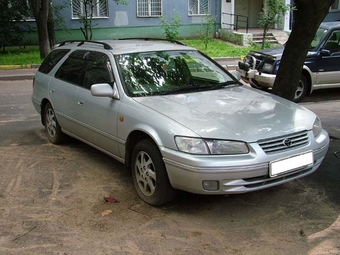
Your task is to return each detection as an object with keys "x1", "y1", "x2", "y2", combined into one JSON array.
[
  {"x1": 245, "y1": 56, "x2": 261, "y2": 69},
  {"x1": 258, "y1": 131, "x2": 309, "y2": 154}
]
